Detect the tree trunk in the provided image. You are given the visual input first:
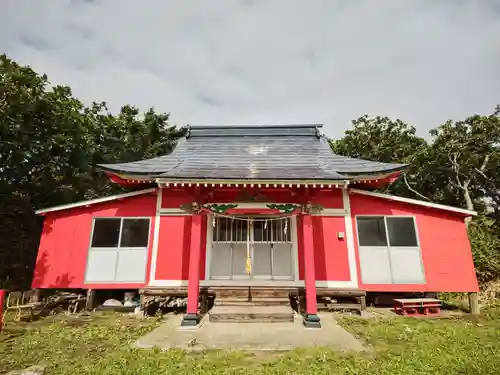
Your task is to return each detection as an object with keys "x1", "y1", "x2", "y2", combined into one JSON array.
[{"x1": 463, "y1": 180, "x2": 474, "y2": 227}]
